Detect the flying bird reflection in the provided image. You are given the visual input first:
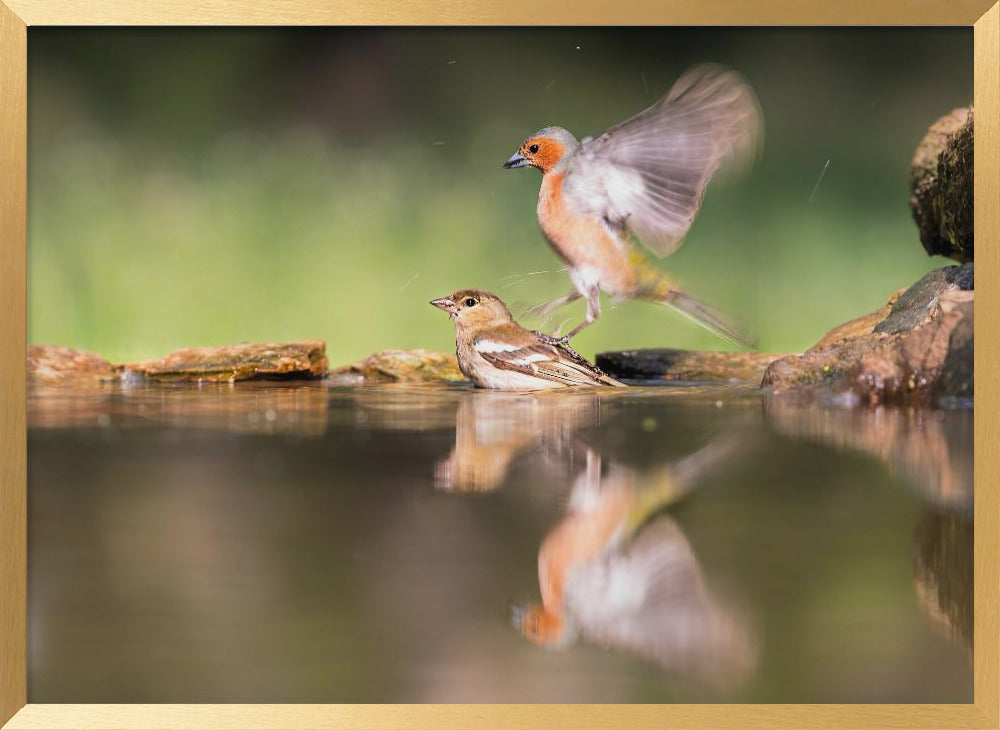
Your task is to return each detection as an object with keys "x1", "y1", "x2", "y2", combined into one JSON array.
[{"x1": 511, "y1": 439, "x2": 757, "y2": 690}]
